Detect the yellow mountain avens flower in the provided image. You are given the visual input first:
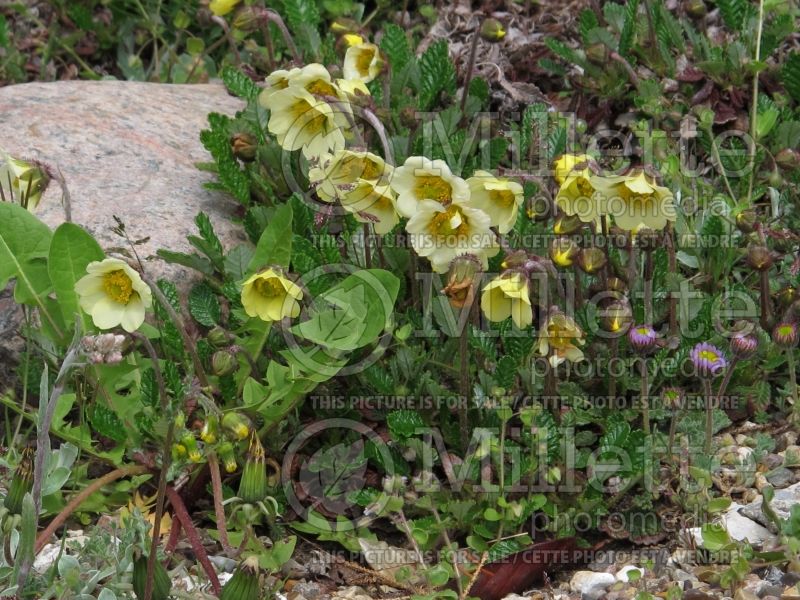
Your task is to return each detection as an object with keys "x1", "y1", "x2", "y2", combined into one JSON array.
[
  {"x1": 391, "y1": 156, "x2": 470, "y2": 218},
  {"x1": 343, "y1": 42, "x2": 383, "y2": 83},
  {"x1": 553, "y1": 153, "x2": 593, "y2": 184},
  {"x1": 258, "y1": 67, "x2": 303, "y2": 104},
  {"x1": 209, "y1": 0, "x2": 240, "y2": 16},
  {"x1": 405, "y1": 200, "x2": 497, "y2": 273},
  {"x1": 75, "y1": 258, "x2": 152, "y2": 333},
  {"x1": 1, "y1": 153, "x2": 46, "y2": 210},
  {"x1": 336, "y1": 78, "x2": 371, "y2": 99},
  {"x1": 555, "y1": 157, "x2": 600, "y2": 224},
  {"x1": 594, "y1": 170, "x2": 676, "y2": 231},
  {"x1": 538, "y1": 312, "x2": 585, "y2": 367},
  {"x1": 309, "y1": 149, "x2": 392, "y2": 202},
  {"x1": 265, "y1": 86, "x2": 346, "y2": 159},
  {"x1": 465, "y1": 170, "x2": 524, "y2": 234},
  {"x1": 241, "y1": 268, "x2": 302, "y2": 322},
  {"x1": 340, "y1": 179, "x2": 399, "y2": 234},
  {"x1": 480, "y1": 272, "x2": 532, "y2": 329}
]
